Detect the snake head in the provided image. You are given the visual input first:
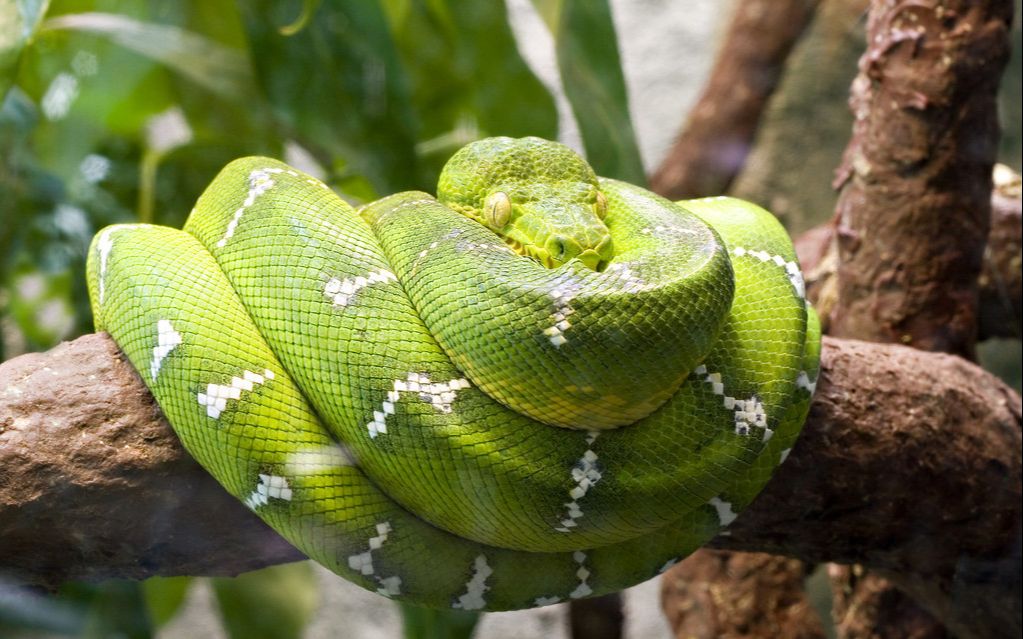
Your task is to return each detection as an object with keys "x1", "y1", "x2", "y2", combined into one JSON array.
[{"x1": 438, "y1": 137, "x2": 614, "y2": 271}]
